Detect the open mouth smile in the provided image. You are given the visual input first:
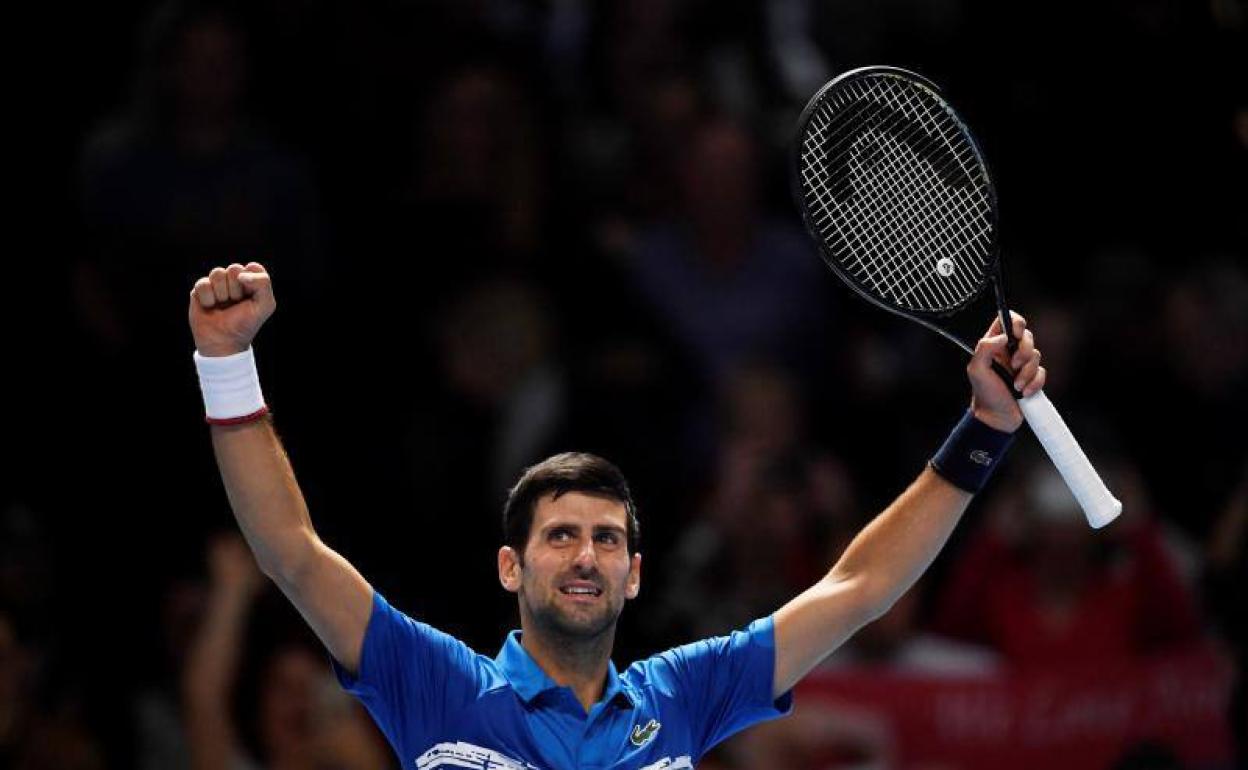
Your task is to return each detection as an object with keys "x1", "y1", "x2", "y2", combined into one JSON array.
[{"x1": 559, "y1": 582, "x2": 603, "y2": 599}]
